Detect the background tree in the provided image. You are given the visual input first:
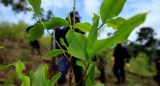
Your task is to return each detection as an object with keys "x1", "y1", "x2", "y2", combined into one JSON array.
[
  {"x1": 136, "y1": 27, "x2": 156, "y2": 45},
  {"x1": 0, "y1": 0, "x2": 53, "y2": 22}
]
